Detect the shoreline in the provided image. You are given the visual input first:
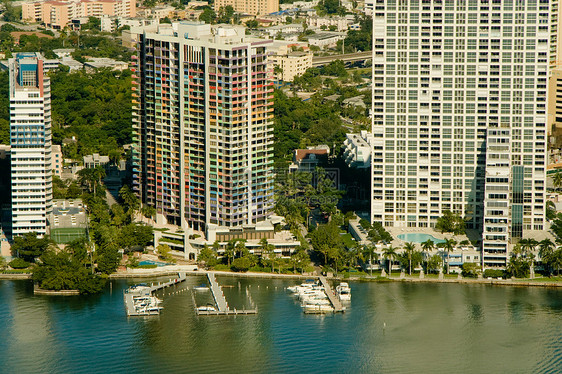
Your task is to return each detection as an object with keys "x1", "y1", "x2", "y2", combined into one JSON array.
[
  {"x1": 3, "y1": 270, "x2": 561, "y2": 289},
  {"x1": 108, "y1": 268, "x2": 562, "y2": 288}
]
